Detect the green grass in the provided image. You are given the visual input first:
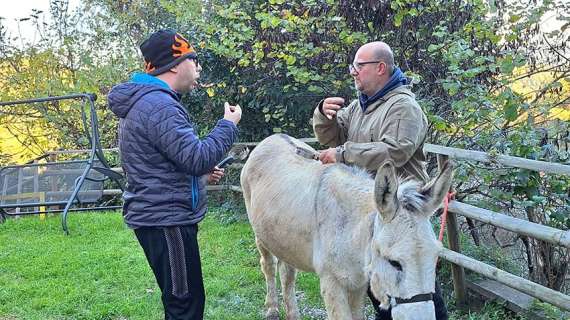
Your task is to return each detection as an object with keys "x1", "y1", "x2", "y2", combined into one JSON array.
[
  {"x1": 0, "y1": 210, "x2": 540, "y2": 320},
  {"x1": 0, "y1": 210, "x2": 326, "y2": 320}
]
